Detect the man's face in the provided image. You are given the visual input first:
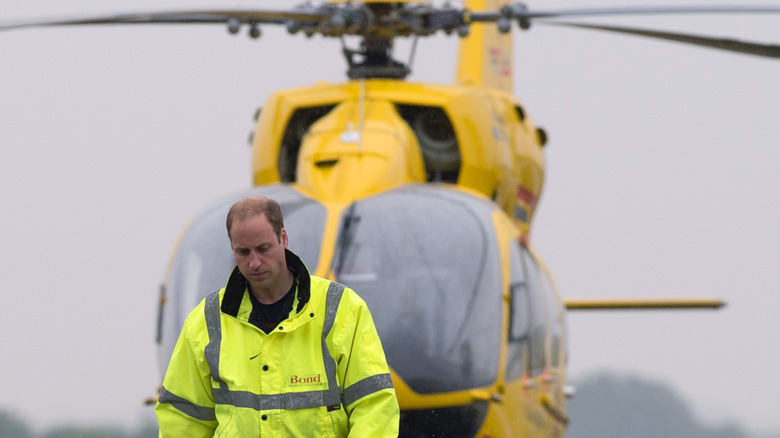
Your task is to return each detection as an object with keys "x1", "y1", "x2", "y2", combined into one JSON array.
[{"x1": 230, "y1": 213, "x2": 289, "y2": 298}]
